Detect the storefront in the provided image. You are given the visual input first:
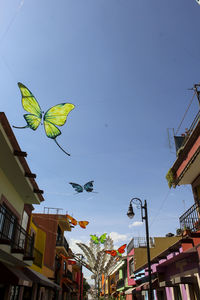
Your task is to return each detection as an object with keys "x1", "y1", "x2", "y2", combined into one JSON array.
[{"x1": 0, "y1": 262, "x2": 32, "y2": 300}]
